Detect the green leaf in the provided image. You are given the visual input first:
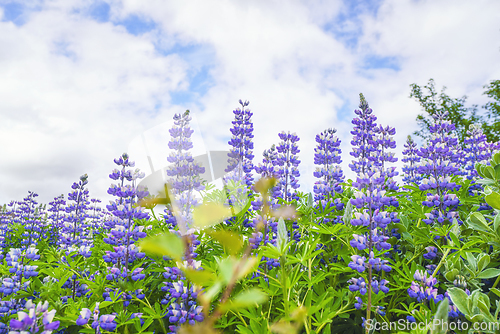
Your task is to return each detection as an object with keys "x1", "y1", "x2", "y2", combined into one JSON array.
[
  {"x1": 448, "y1": 287, "x2": 470, "y2": 317},
  {"x1": 476, "y1": 268, "x2": 500, "y2": 279},
  {"x1": 477, "y1": 254, "x2": 490, "y2": 272},
  {"x1": 183, "y1": 268, "x2": 217, "y2": 287},
  {"x1": 139, "y1": 231, "x2": 184, "y2": 261},
  {"x1": 449, "y1": 232, "x2": 460, "y2": 247},
  {"x1": 193, "y1": 203, "x2": 233, "y2": 229},
  {"x1": 199, "y1": 281, "x2": 223, "y2": 304},
  {"x1": 494, "y1": 214, "x2": 500, "y2": 233},
  {"x1": 219, "y1": 288, "x2": 267, "y2": 312},
  {"x1": 207, "y1": 230, "x2": 243, "y2": 255},
  {"x1": 465, "y1": 252, "x2": 477, "y2": 271},
  {"x1": 468, "y1": 212, "x2": 492, "y2": 232},
  {"x1": 486, "y1": 192, "x2": 500, "y2": 210},
  {"x1": 485, "y1": 166, "x2": 496, "y2": 180},
  {"x1": 431, "y1": 298, "x2": 449, "y2": 334},
  {"x1": 490, "y1": 288, "x2": 500, "y2": 298},
  {"x1": 254, "y1": 177, "x2": 277, "y2": 195},
  {"x1": 218, "y1": 257, "x2": 235, "y2": 285},
  {"x1": 277, "y1": 217, "x2": 288, "y2": 251},
  {"x1": 494, "y1": 164, "x2": 500, "y2": 180}
]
